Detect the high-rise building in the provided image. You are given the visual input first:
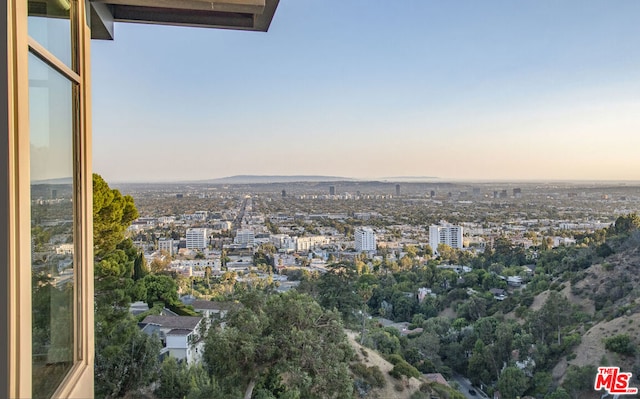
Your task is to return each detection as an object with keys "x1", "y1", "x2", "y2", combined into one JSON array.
[
  {"x1": 429, "y1": 223, "x2": 463, "y2": 252},
  {"x1": 282, "y1": 189, "x2": 286, "y2": 197},
  {"x1": 235, "y1": 229, "x2": 256, "y2": 246},
  {"x1": 329, "y1": 186, "x2": 336, "y2": 196},
  {"x1": 395, "y1": 184, "x2": 400, "y2": 196},
  {"x1": 186, "y1": 228, "x2": 208, "y2": 250},
  {"x1": 355, "y1": 227, "x2": 376, "y2": 252}
]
